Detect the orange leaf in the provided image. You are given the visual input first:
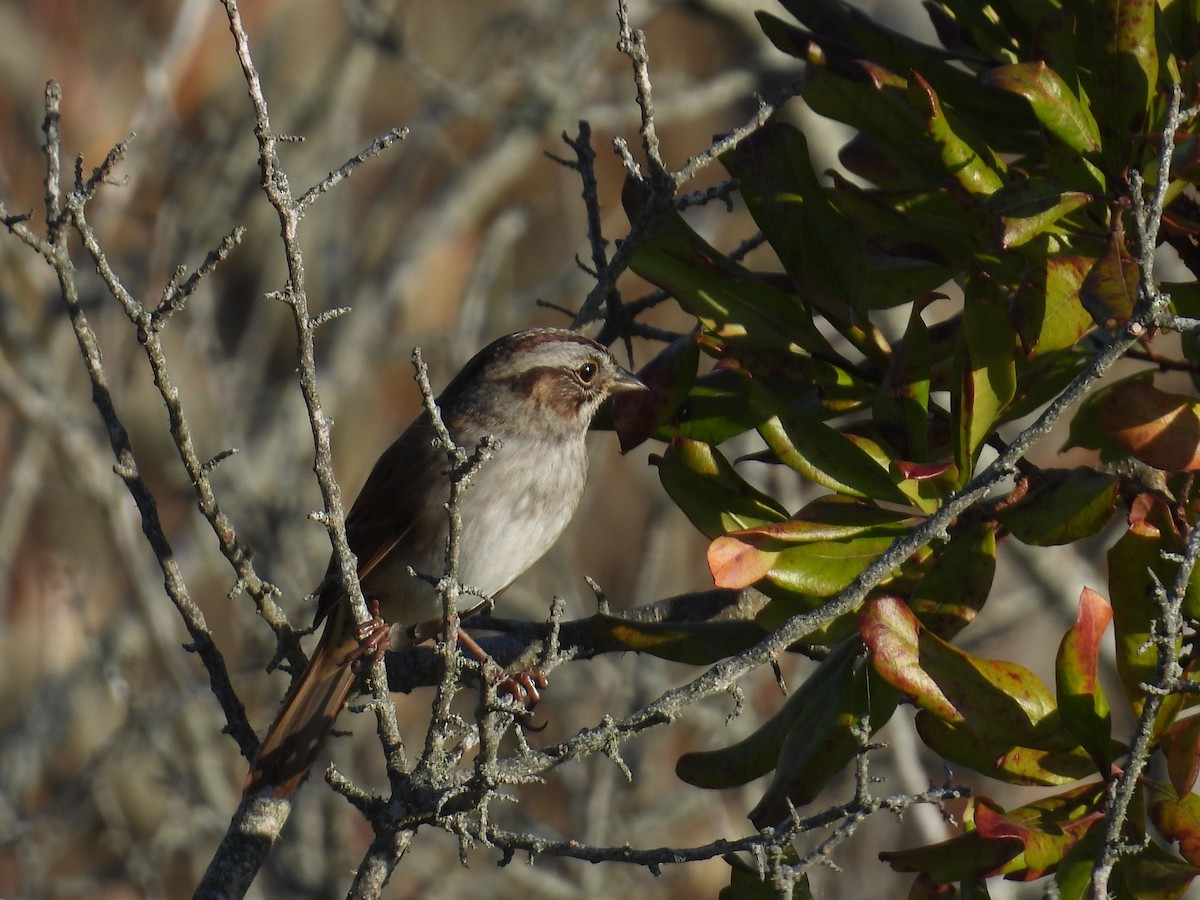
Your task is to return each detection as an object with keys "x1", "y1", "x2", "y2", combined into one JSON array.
[
  {"x1": 707, "y1": 534, "x2": 776, "y2": 588},
  {"x1": 1099, "y1": 382, "x2": 1200, "y2": 471}
]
